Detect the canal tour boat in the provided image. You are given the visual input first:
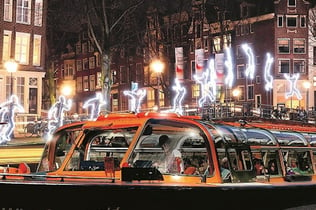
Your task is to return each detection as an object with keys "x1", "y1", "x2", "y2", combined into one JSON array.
[{"x1": 2, "y1": 112, "x2": 316, "y2": 209}]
